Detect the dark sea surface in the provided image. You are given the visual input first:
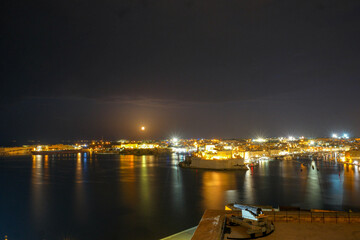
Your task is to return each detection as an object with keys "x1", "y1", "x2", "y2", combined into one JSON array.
[{"x1": 0, "y1": 153, "x2": 359, "y2": 240}]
